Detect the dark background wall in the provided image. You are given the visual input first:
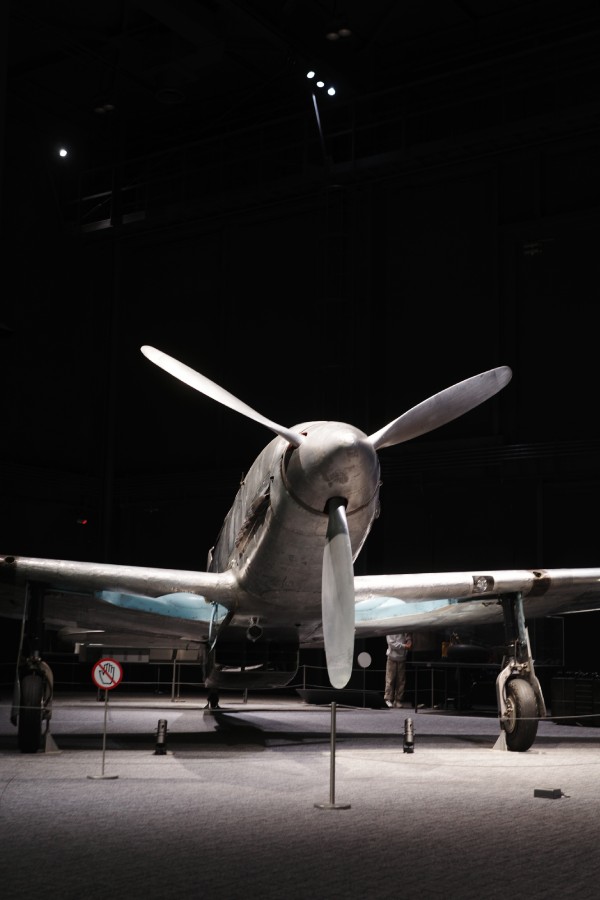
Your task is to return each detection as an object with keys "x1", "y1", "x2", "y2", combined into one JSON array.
[{"x1": 2, "y1": 0, "x2": 600, "y2": 675}]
